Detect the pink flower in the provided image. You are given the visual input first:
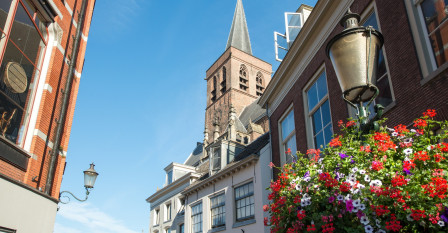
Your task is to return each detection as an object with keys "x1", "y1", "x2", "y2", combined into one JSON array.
[
  {"x1": 346, "y1": 200, "x2": 354, "y2": 212},
  {"x1": 269, "y1": 162, "x2": 275, "y2": 168},
  {"x1": 328, "y1": 196, "x2": 335, "y2": 203}
]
